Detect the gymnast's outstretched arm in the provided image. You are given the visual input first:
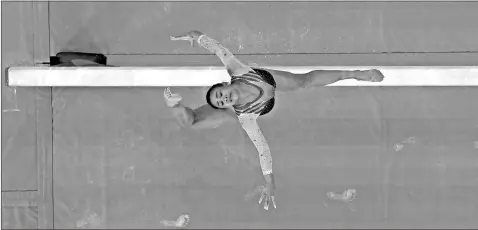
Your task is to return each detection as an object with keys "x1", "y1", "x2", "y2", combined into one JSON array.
[
  {"x1": 164, "y1": 87, "x2": 237, "y2": 129},
  {"x1": 238, "y1": 113, "x2": 276, "y2": 210},
  {"x1": 171, "y1": 31, "x2": 253, "y2": 77},
  {"x1": 196, "y1": 33, "x2": 253, "y2": 77},
  {"x1": 238, "y1": 114, "x2": 273, "y2": 176}
]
